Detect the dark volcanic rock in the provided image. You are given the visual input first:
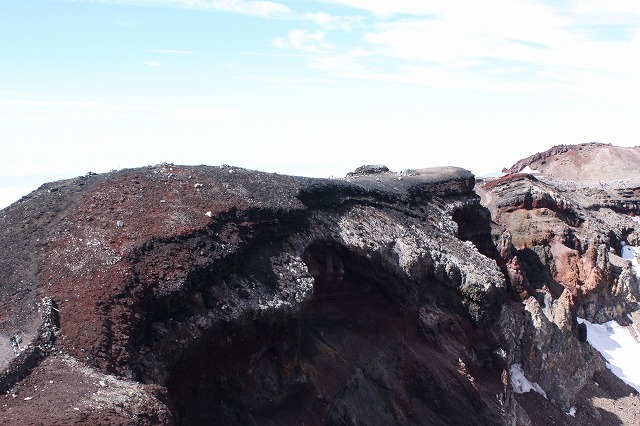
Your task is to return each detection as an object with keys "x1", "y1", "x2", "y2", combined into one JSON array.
[
  {"x1": 0, "y1": 164, "x2": 507, "y2": 425},
  {"x1": 346, "y1": 164, "x2": 390, "y2": 176},
  {"x1": 6, "y1": 148, "x2": 640, "y2": 425}
]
